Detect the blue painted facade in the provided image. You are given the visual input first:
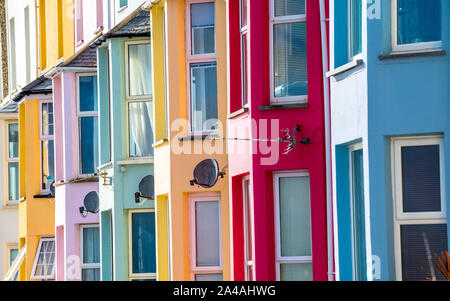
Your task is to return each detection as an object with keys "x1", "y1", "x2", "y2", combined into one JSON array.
[{"x1": 330, "y1": 0, "x2": 450, "y2": 281}]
